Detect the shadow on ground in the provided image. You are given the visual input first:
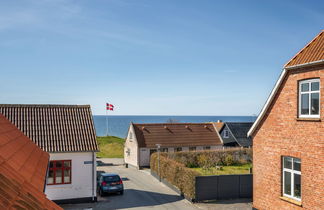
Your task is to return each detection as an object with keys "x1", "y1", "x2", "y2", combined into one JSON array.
[{"x1": 60, "y1": 189, "x2": 183, "y2": 210}]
